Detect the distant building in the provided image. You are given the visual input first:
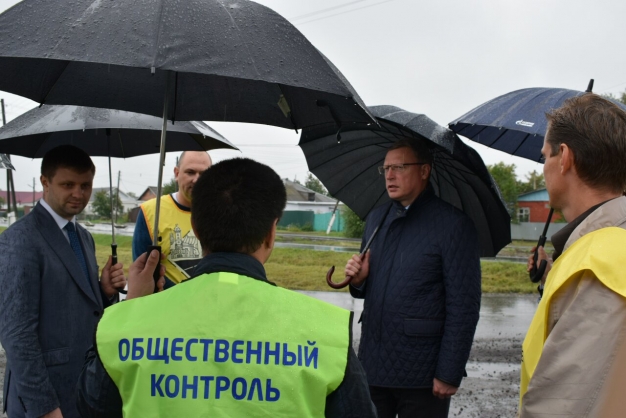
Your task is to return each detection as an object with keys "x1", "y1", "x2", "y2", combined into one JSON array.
[
  {"x1": 517, "y1": 188, "x2": 563, "y2": 223},
  {"x1": 85, "y1": 187, "x2": 139, "y2": 216},
  {"x1": 283, "y1": 179, "x2": 339, "y2": 213},
  {"x1": 0, "y1": 190, "x2": 43, "y2": 209},
  {"x1": 138, "y1": 186, "x2": 159, "y2": 202}
]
